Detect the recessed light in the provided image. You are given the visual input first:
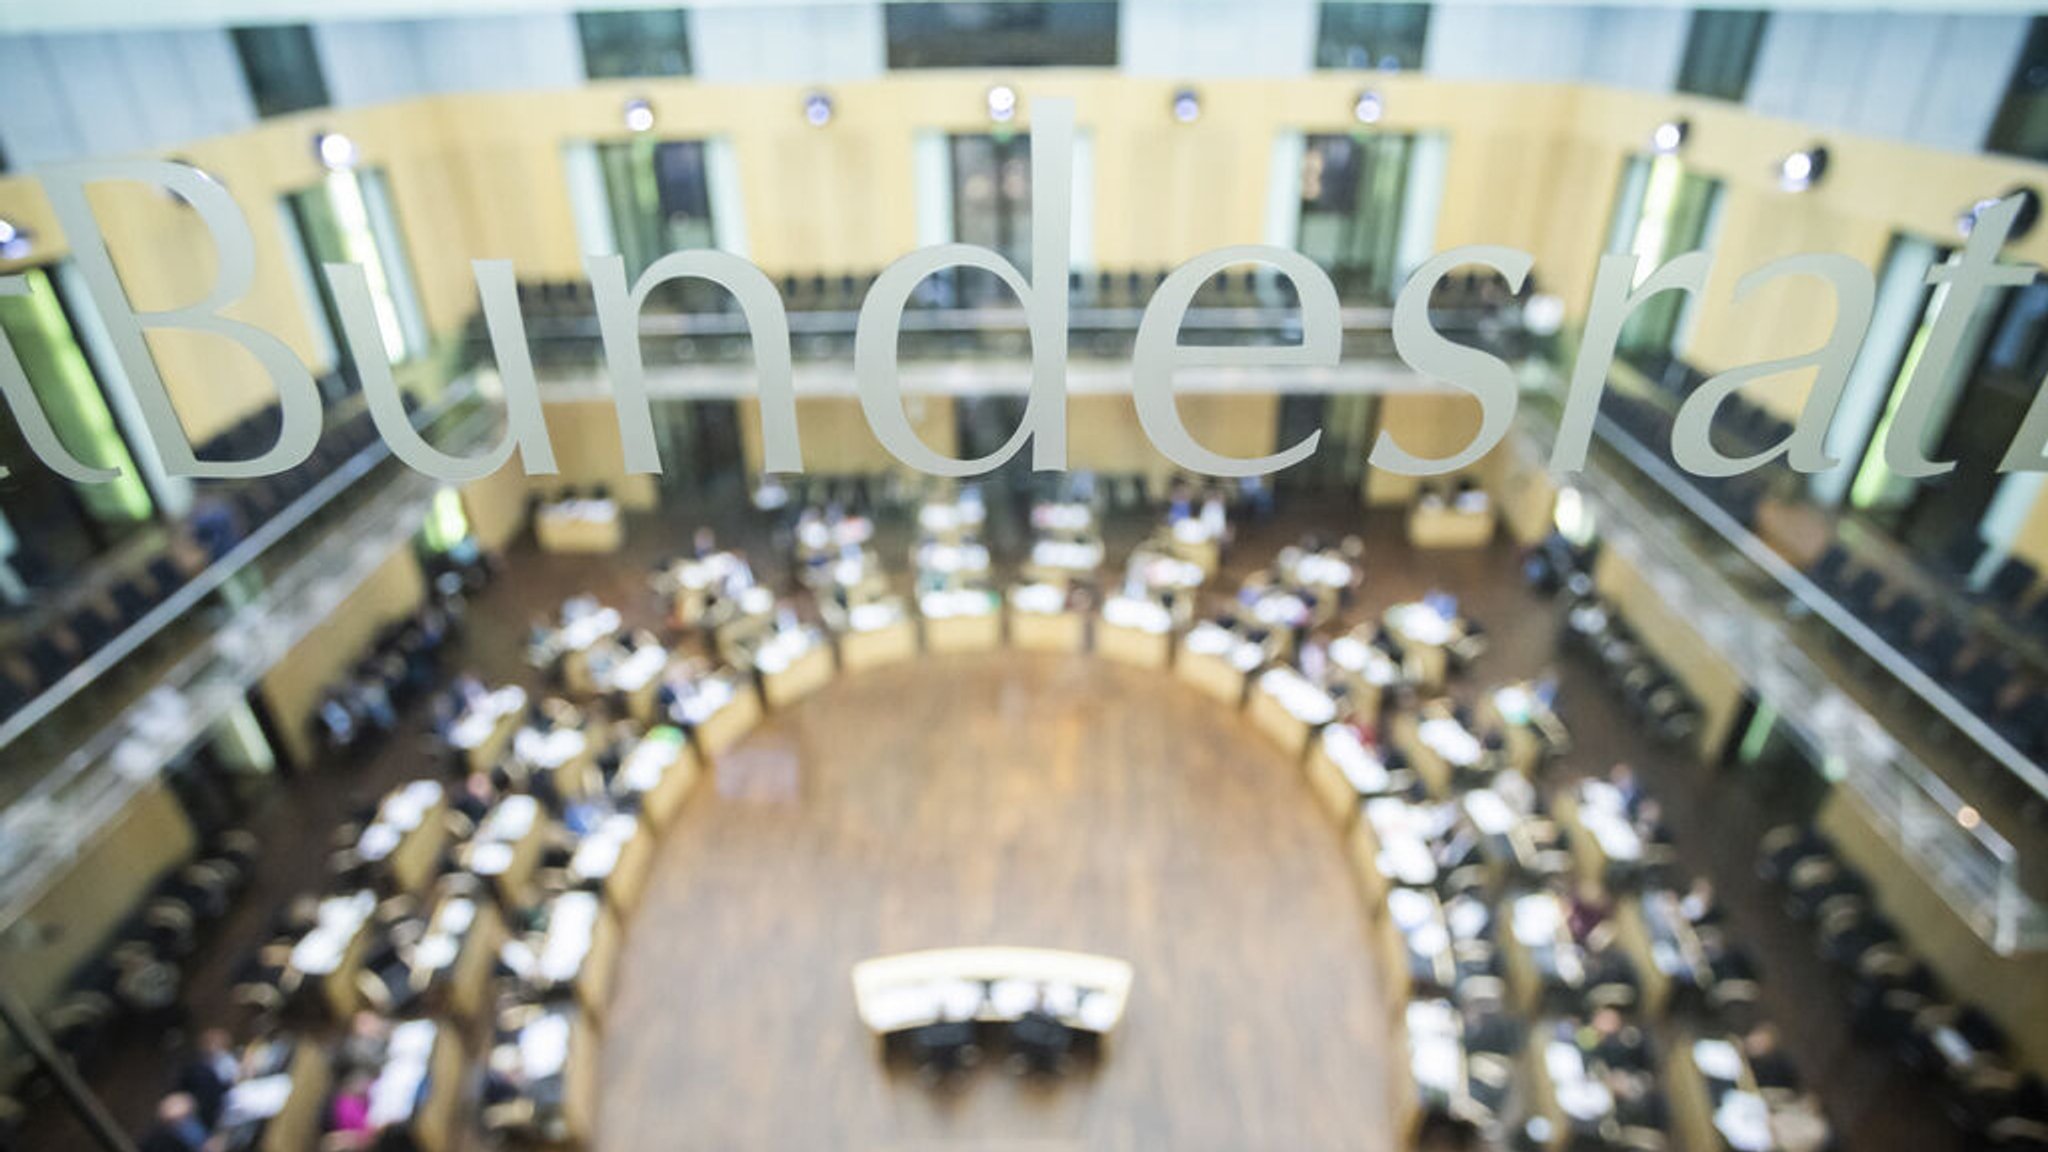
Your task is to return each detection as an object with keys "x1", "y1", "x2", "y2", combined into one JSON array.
[
  {"x1": 313, "y1": 131, "x2": 358, "y2": 172},
  {"x1": 1353, "y1": 90, "x2": 1384, "y2": 126},
  {"x1": 1777, "y1": 145, "x2": 1828, "y2": 193},
  {"x1": 1958, "y1": 186, "x2": 2041, "y2": 240},
  {"x1": 1170, "y1": 88, "x2": 1200, "y2": 125},
  {"x1": 987, "y1": 84, "x2": 1018, "y2": 124},
  {"x1": 1650, "y1": 118, "x2": 1689, "y2": 155},
  {"x1": 803, "y1": 91, "x2": 834, "y2": 128},
  {"x1": 0, "y1": 217, "x2": 30, "y2": 261},
  {"x1": 623, "y1": 97, "x2": 656, "y2": 134}
]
